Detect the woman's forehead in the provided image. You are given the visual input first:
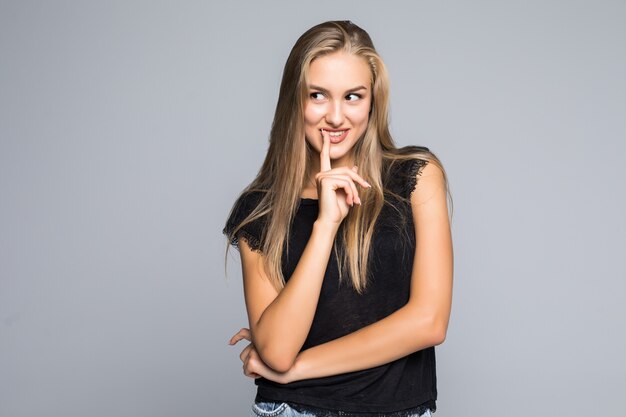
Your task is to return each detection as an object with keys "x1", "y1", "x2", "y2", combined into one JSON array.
[{"x1": 307, "y1": 52, "x2": 372, "y2": 89}]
